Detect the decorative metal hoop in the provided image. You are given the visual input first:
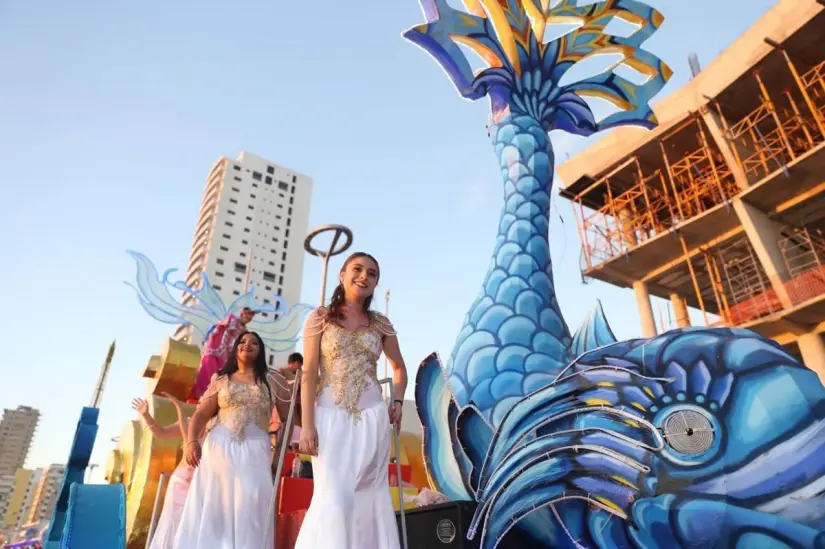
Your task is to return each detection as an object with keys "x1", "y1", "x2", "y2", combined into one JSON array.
[{"x1": 304, "y1": 224, "x2": 353, "y2": 306}]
